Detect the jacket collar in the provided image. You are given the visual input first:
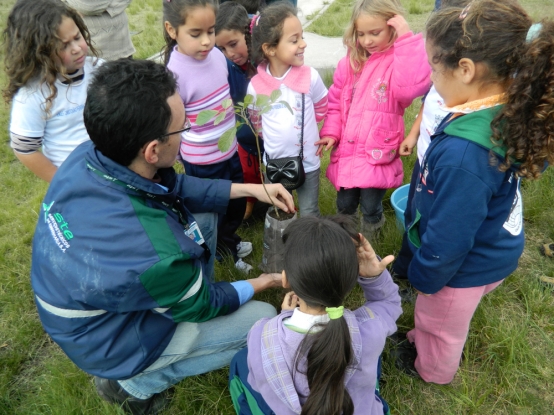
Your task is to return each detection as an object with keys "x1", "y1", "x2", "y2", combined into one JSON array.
[
  {"x1": 85, "y1": 142, "x2": 178, "y2": 197},
  {"x1": 250, "y1": 62, "x2": 311, "y2": 96}
]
